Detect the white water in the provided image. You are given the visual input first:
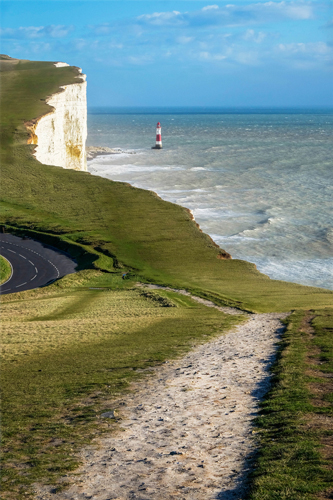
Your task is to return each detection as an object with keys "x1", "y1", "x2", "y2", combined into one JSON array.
[{"x1": 87, "y1": 111, "x2": 333, "y2": 290}]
